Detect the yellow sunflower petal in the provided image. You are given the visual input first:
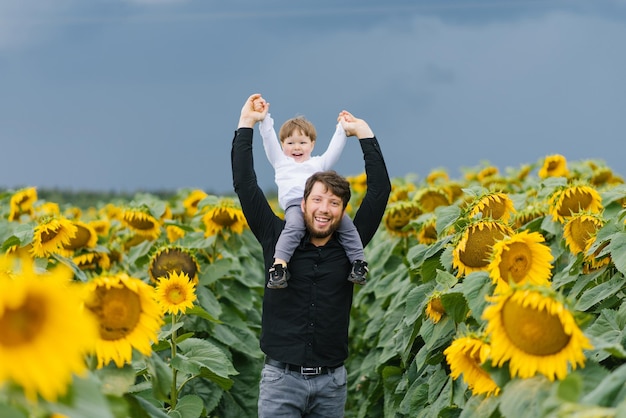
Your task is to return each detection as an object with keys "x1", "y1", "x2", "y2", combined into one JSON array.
[{"x1": 483, "y1": 287, "x2": 592, "y2": 381}]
